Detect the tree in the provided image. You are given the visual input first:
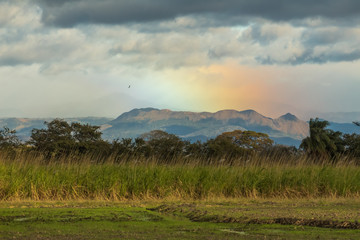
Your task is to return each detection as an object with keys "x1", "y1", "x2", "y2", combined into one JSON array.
[
  {"x1": 71, "y1": 122, "x2": 102, "y2": 143},
  {"x1": 29, "y1": 119, "x2": 73, "y2": 154},
  {"x1": 139, "y1": 130, "x2": 185, "y2": 160},
  {"x1": 216, "y1": 130, "x2": 273, "y2": 151},
  {"x1": 28, "y1": 119, "x2": 109, "y2": 156},
  {"x1": 70, "y1": 122, "x2": 108, "y2": 154},
  {"x1": 204, "y1": 130, "x2": 274, "y2": 159},
  {"x1": 204, "y1": 137, "x2": 243, "y2": 158},
  {"x1": 0, "y1": 127, "x2": 20, "y2": 149},
  {"x1": 111, "y1": 138, "x2": 135, "y2": 157},
  {"x1": 341, "y1": 121, "x2": 360, "y2": 157},
  {"x1": 343, "y1": 133, "x2": 360, "y2": 157},
  {"x1": 184, "y1": 140, "x2": 204, "y2": 158},
  {"x1": 139, "y1": 130, "x2": 174, "y2": 142},
  {"x1": 300, "y1": 118, "x2": 343, "y2": 159}
]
